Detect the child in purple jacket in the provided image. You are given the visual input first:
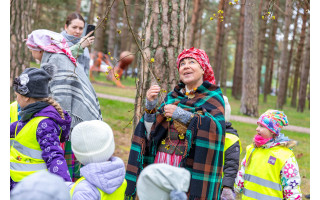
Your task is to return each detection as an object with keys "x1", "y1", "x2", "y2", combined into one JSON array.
[{"x1": 10, "y1": 65, "x2": 71, "y2": 190}]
